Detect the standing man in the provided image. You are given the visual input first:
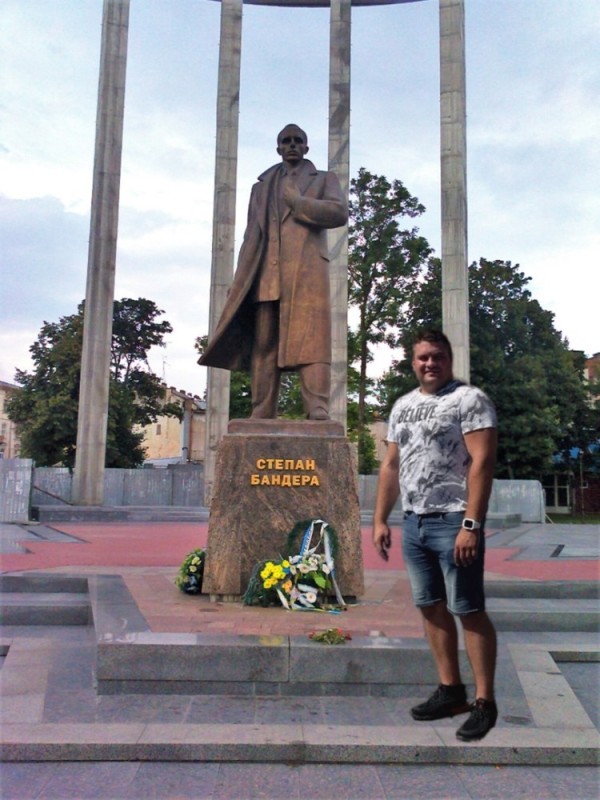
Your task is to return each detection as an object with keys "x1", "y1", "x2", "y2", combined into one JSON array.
[
  {"x1": 199, "y1": 124, "x2": 348, "y2": 420},
  {"x1": 372, "y1": 329, "x2": 498, "y2": 741}
]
